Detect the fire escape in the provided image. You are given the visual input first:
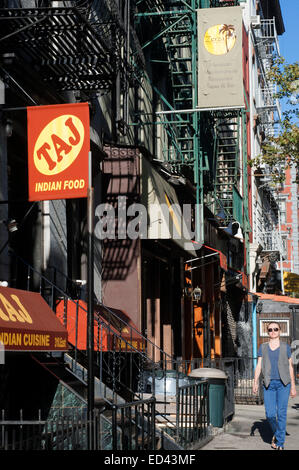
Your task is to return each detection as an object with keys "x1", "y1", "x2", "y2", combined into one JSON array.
[
  {"x1": 250, "y1": 15, "x2": 283, "y2": 292},
  {"x1": 134, "y1": 0, "x2": 250, "y2": 269},
  {"x1": 251, "y1": 16, "x2": 282, "y2": 139}
]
